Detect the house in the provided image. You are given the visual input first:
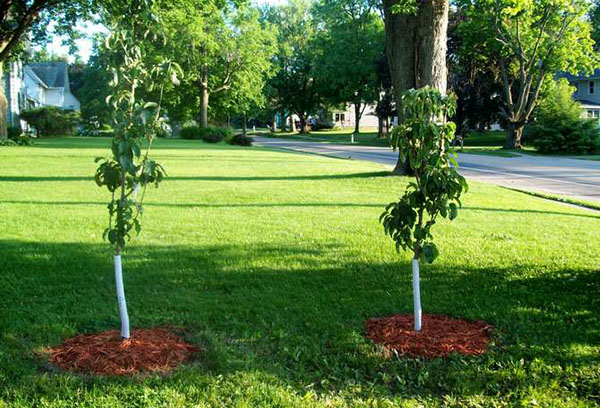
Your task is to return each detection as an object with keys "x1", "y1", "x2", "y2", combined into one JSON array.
[
  {"x1": 3, "y1": 61, "x2": 80, "y2": 131},
  {"x1": 559, "y1": 69, "x2": 600, "y2": 119},
  {"x1": 24, "y1": 62, "x2": 81, "y2": 111},
  {"x1": 330, "y1": 103, "x2": 379, "y2": 129}
]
